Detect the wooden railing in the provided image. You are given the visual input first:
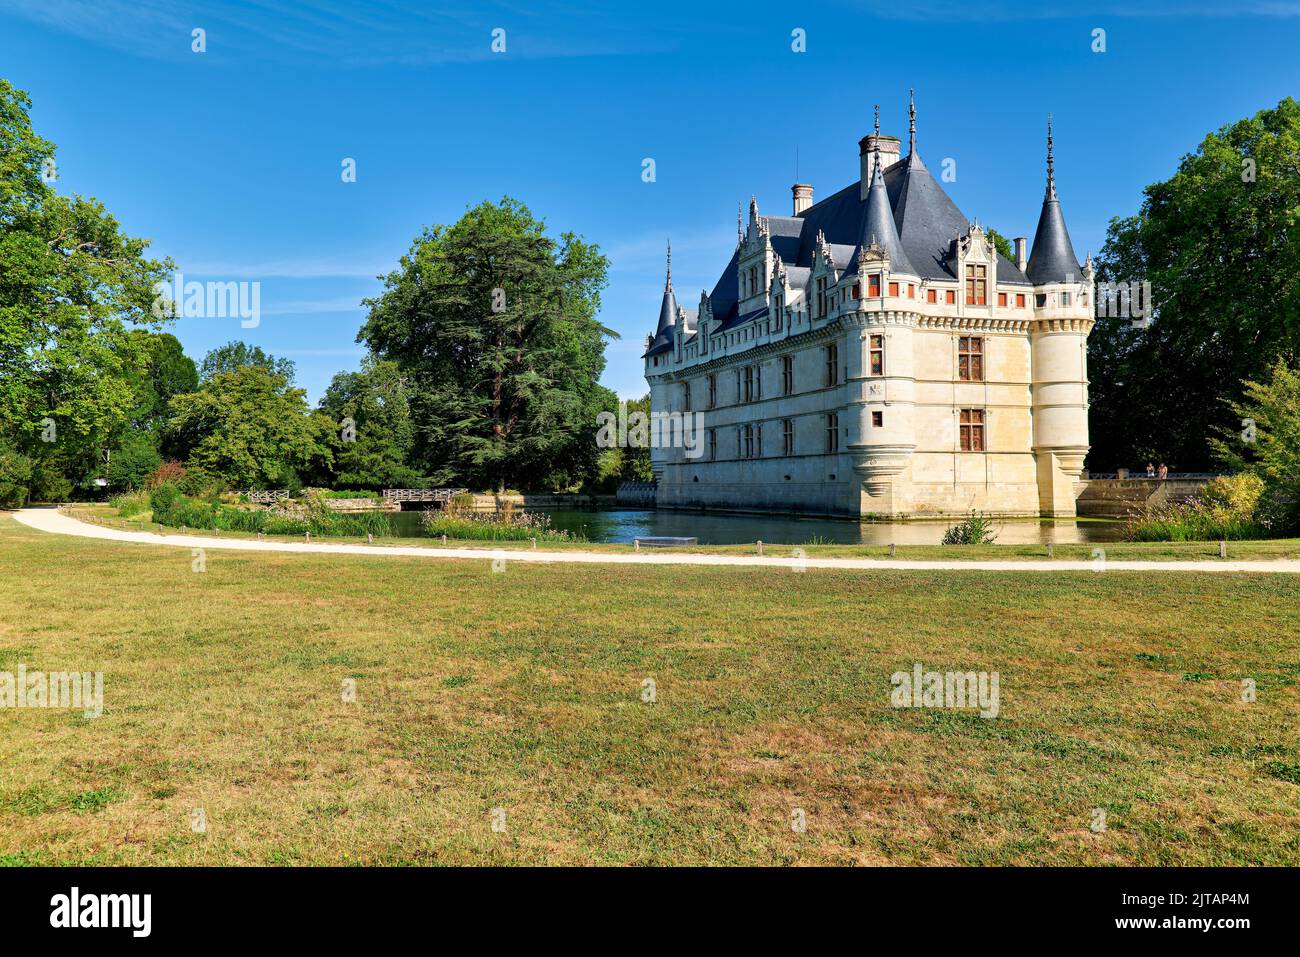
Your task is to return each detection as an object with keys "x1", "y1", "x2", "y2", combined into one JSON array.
[
  {"x1": 242, "y1": 489, "x2": 289, "y2": 505},
  {"x1": 381, "y1": 488, "x2": 468, "y2": 503}
]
